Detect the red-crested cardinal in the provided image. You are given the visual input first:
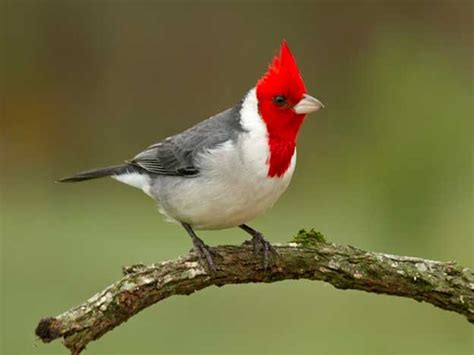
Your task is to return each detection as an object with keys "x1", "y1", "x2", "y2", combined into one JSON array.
[{"x1": 59, "y1": 41, "x2": 324, "y2": 271}]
